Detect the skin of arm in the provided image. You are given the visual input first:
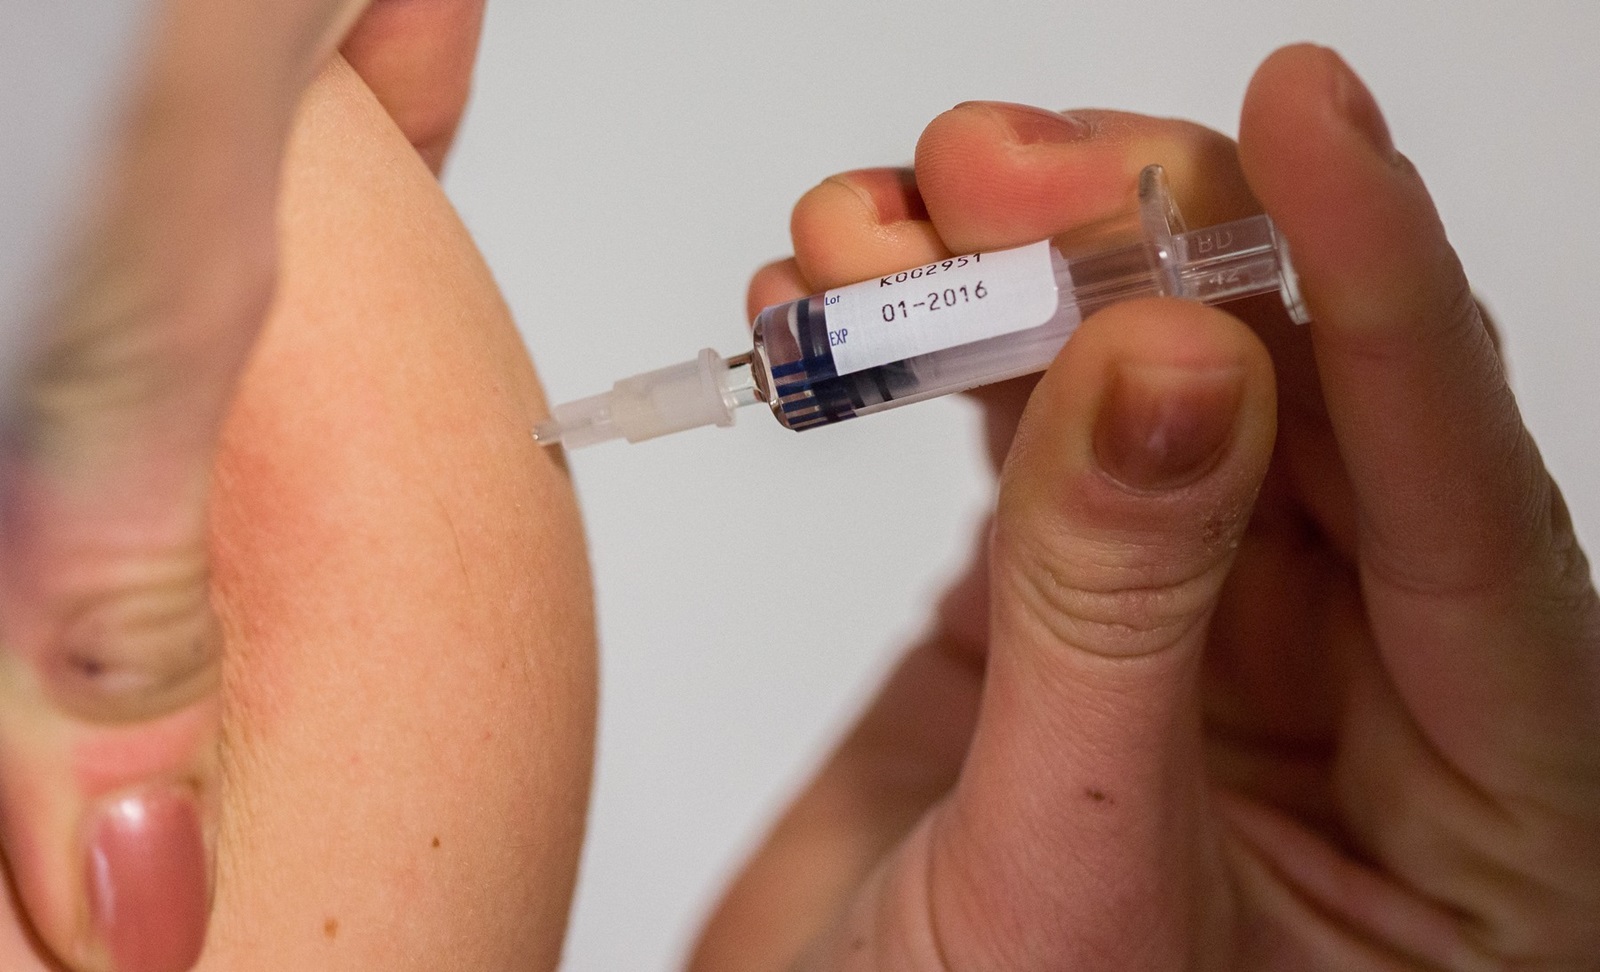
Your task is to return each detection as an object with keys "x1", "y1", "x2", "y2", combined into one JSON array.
[{"x1": 0, "y1": 57, "x2": 597, "y2": 971}]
